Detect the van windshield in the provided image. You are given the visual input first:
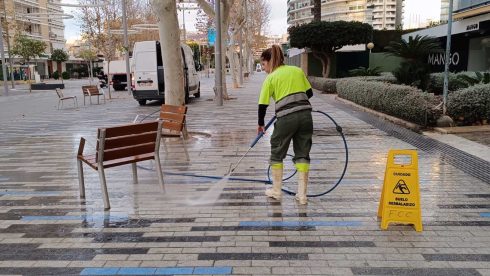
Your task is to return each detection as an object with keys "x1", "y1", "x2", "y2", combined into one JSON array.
[{"x1": 136, "y1": 52, "x2": 156, "y2": 71}]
